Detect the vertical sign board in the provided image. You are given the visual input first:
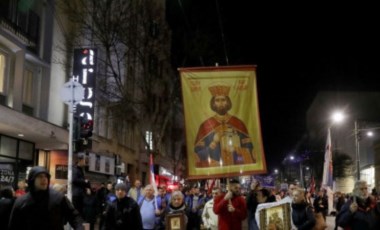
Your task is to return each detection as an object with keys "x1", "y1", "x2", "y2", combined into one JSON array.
[{"x1": 73, "y1": 48, "x2": 97, "y2": 148}]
